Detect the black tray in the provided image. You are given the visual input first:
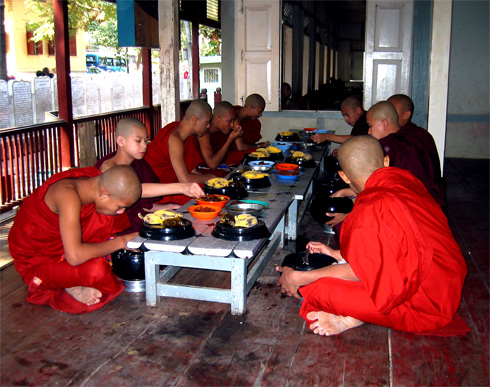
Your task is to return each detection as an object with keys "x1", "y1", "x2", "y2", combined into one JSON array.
[
  {"x1": 204, "y1": 184, "x2": 249, "y2": 199},
  {"x1": 111, "y1": 249, "x2": 145, "y2": 281},
  {"x1": 275, "y1": 133, "x2": 300, "y2": 142},
  {"x1": 139, "y1": 218, "x2": 195, "y2": 241},
  {"x1": 212, "y1": 220, "x2": 270, "y2": 241},
  {"x1": 284, "y1": 156, "x2": 317, "y2": 168},
  {"x1": 281, "y1": 252, "x2": 337, "y2": 271},
  {"x1": 233, "y1": 175, "x2": 271, "y2": 190}
]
